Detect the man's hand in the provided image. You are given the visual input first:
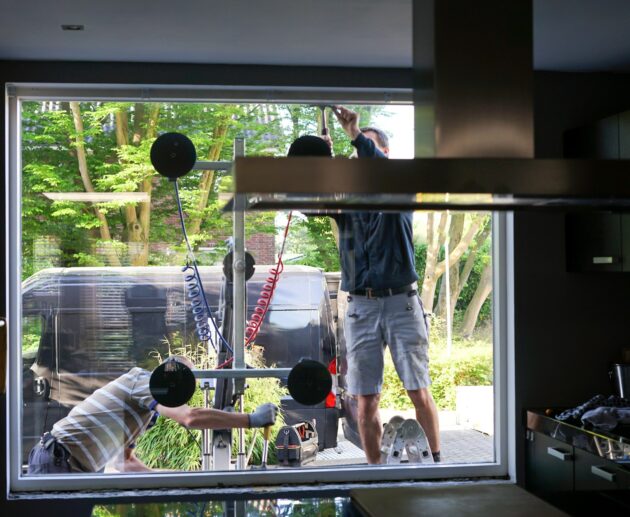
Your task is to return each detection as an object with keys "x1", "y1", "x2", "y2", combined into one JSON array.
[
  {"x1": 113, "y1": 448, "x2": 153, "y2": 473},
  {"x1": 332, "y1": 105, "x2": 361, "y2": 140},
  {"x1": 320, "y1": 134, "x2": 333, "y2": 150},
  {"x1": 248, "y1": 403, "x2": 278, "y2": 428}
]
